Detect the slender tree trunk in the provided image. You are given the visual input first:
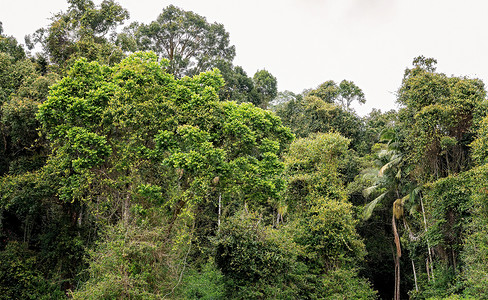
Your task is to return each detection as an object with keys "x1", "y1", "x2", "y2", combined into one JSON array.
[
  {"x1": 394, "y1": 254, "x2": 401, "y2": 300},
  {"x1": 78, "y1": 204, "x2": 83, "y2": 227},
  {"x1": 1, "y1": 124, "x2": 7, "y2": 153},
  {"x1": 452, "y1": 247, "x2": 457, "y2": 273},
  {"x1": 392, "y1": 214, "x2": 401, "y2": 300},
  {"x1": 392, "y1": 214, "x2": 401, "y2": 258},
  {"x1": 217, "y1": 193, "x2": 221, "y2": 229},
  {"x1": 412, "y1": 259, "x2": 418, "y2": 292},
  {"x1": 23, "y1": 219, "x2": 28, "y2": 243},
  {"x1": 123, "y1": 193, "x2": 130, "y2": 225},
  {"x1": 420, "y1": 195, "x2": 435, "y2": 281}
]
